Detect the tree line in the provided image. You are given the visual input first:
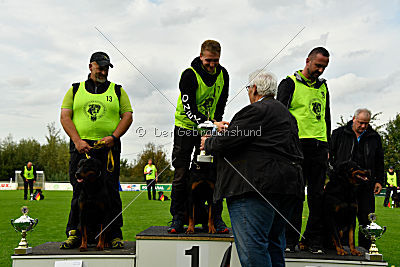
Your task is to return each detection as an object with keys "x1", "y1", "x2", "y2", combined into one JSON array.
[
  {"x1": 0, "y1": 123, "x2": 173, "y2": 182},
  {"x1": 2, "y1": 115, "x2": 400, "y2": 182}
]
